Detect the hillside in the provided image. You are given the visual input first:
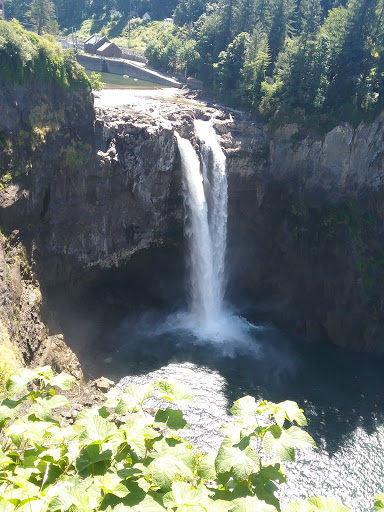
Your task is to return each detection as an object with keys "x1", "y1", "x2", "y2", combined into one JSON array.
[{"x1": 4, "y1": 0, "x2": 384, "y2": 130}]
